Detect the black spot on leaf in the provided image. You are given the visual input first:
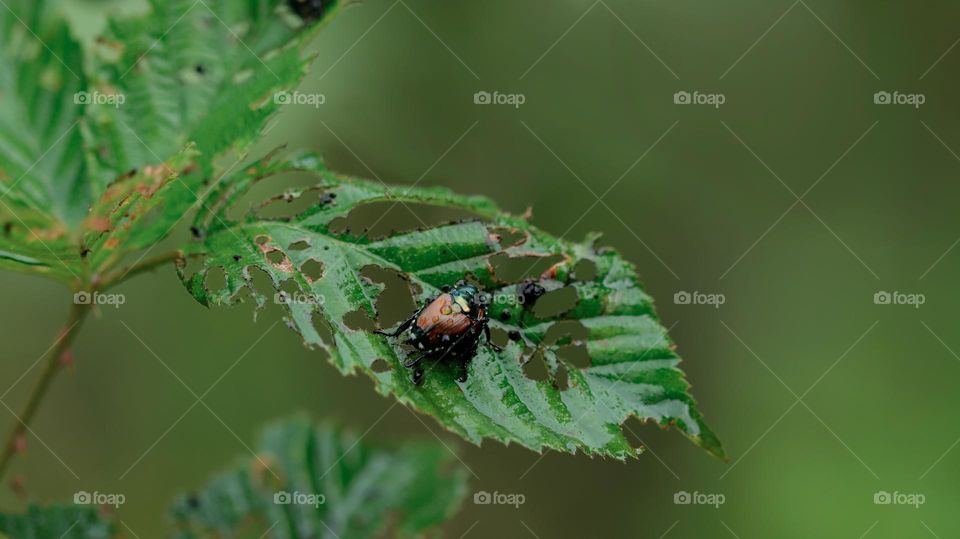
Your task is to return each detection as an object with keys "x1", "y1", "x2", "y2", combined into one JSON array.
[
  {"x1": 517, "y1": 280, "x2": 547, "y2": 308},
  {"x1": 288, "y1": 0, "x2": 327, "y2": 22}
]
